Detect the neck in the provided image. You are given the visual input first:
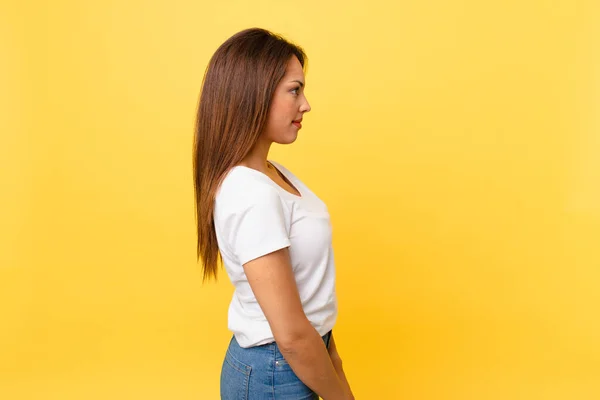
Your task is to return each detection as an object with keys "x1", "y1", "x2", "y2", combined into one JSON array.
[{"x1": 240, "y1": 138, "x2": 272, "y2": 174}]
